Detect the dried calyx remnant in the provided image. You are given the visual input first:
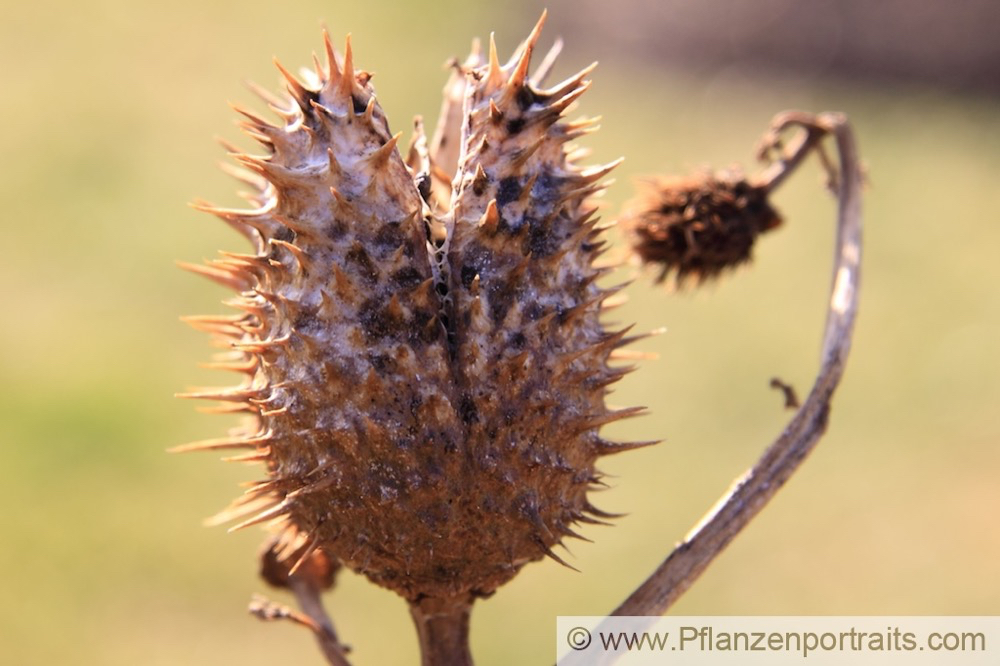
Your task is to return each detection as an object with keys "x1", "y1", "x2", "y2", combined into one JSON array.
[
  {"x1": 623, "y1": 170, "x2": 783, "y2": 286},
  {"x1": 179, "y1": 12, "x2": 648, "y2": 624}
]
